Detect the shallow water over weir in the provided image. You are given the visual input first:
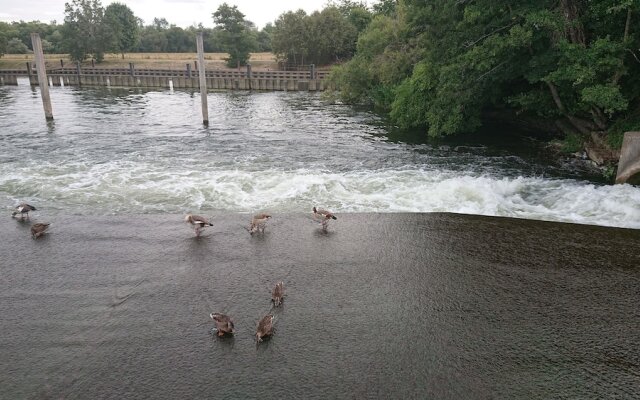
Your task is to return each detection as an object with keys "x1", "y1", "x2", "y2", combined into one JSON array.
[
  {"x1": 1, "y1": 84, "x2": 639, "y2": 228},
  {"x1": 1, "y1": 213, "x2": 639, "y2": 399}
]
